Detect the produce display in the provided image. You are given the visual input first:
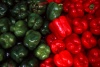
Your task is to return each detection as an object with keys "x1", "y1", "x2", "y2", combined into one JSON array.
[{"x1": 0, "y1": 0, "x2": 100, "y2": 67}]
